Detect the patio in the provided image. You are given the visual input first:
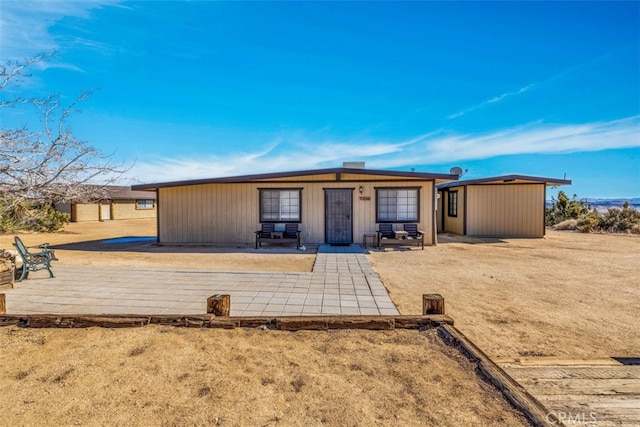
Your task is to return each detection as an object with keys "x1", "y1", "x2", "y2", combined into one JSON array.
[{"x1": 4, "y1": 246, "x2": 399, "y2": 316}]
